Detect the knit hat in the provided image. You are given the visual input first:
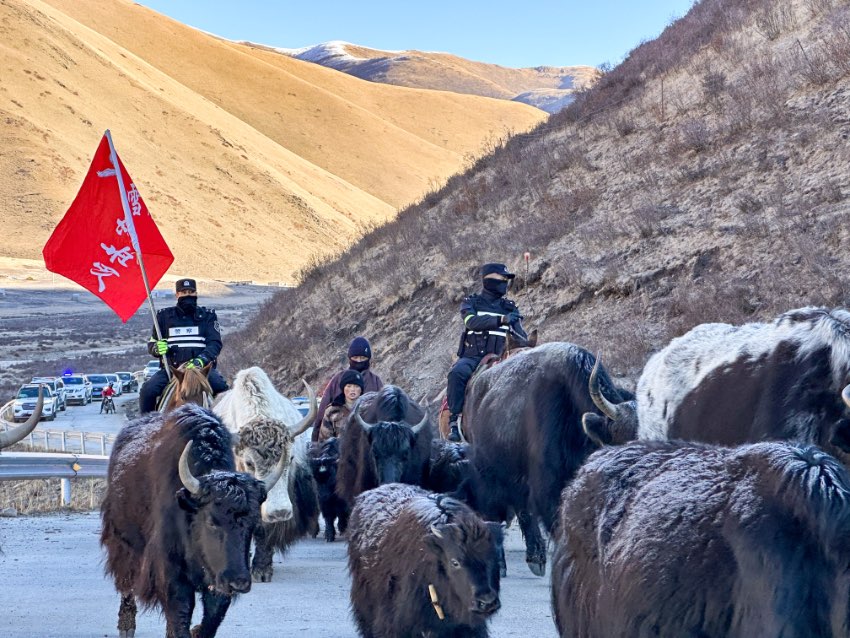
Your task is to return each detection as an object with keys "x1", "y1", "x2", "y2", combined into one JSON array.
[
  {"x1": 347, "y1": 336, "x2": 372, "y2": 359},
  {"x1": 339, "y1": 369, "x2": 365, "y2": 392}
]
